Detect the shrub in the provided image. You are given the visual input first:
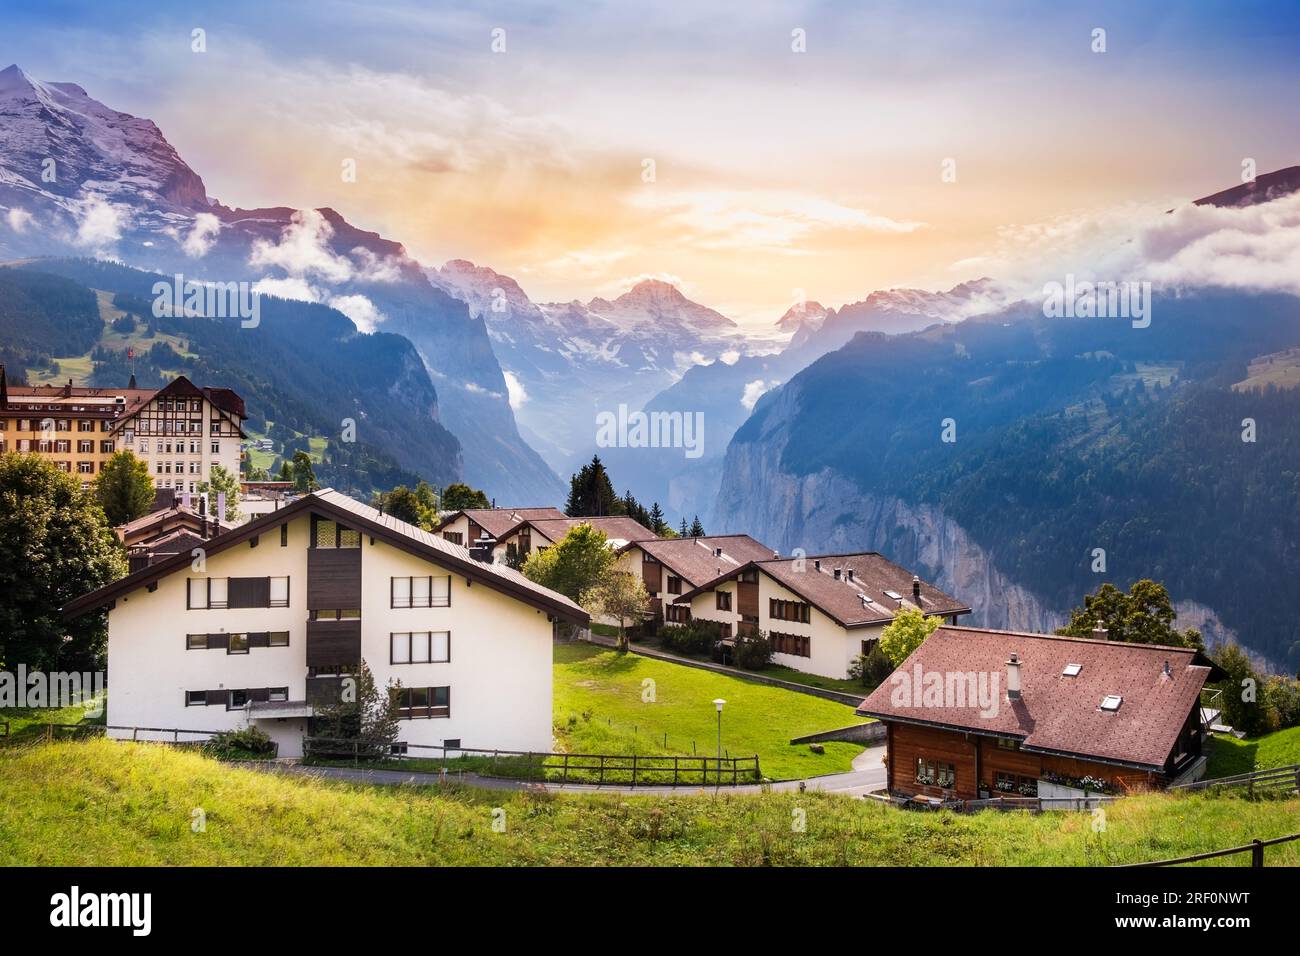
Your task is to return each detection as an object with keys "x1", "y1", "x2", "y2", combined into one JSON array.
[
  {"x1": 849, "y1": 643, "x2": 895, "y2": 690},
  {"x1": 662, "y1": 619, "x2": 721, "y2": 656},
  {"x1": 733, "y1": 631, "x2": 773, "y2": 670},
  {"x1": 206, "y1": 726, "x2": 276, "y2": 759}
]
